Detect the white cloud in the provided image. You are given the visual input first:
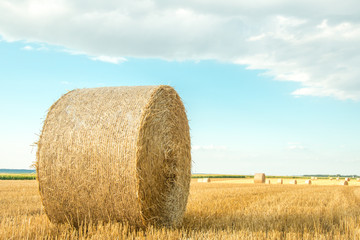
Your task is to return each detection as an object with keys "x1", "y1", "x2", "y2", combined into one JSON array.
[
  {"x1": 192, "y1": 145, "x2": 227, "y2": 151},
  {"x1": 287, "y1": 142, "x2": 306, "y2": 150},
  {"x1": 247, "y1": 34, "x2": 266, "y2": 42},
  {"x1": 36, "y1": 46, "x2": 48, "y2": 51},
  {"x1": 62, "y1": 49, "x2": 85, "y2": 56},
  {"x1": 22, "y1": 44, "x2": 49, "y2": 51},
  {"x1": 1, "y1": 1, "x2": 360, "y2": 99},
  {"x1": 22, "y1": 45, "x2": 33, "y2": 50},
  {"x1": 89, "y1": 56, "x2": 127, "y2": 64},
  {"x1": 62, "y1": 49, "x2": 127, "y2": 64}
]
